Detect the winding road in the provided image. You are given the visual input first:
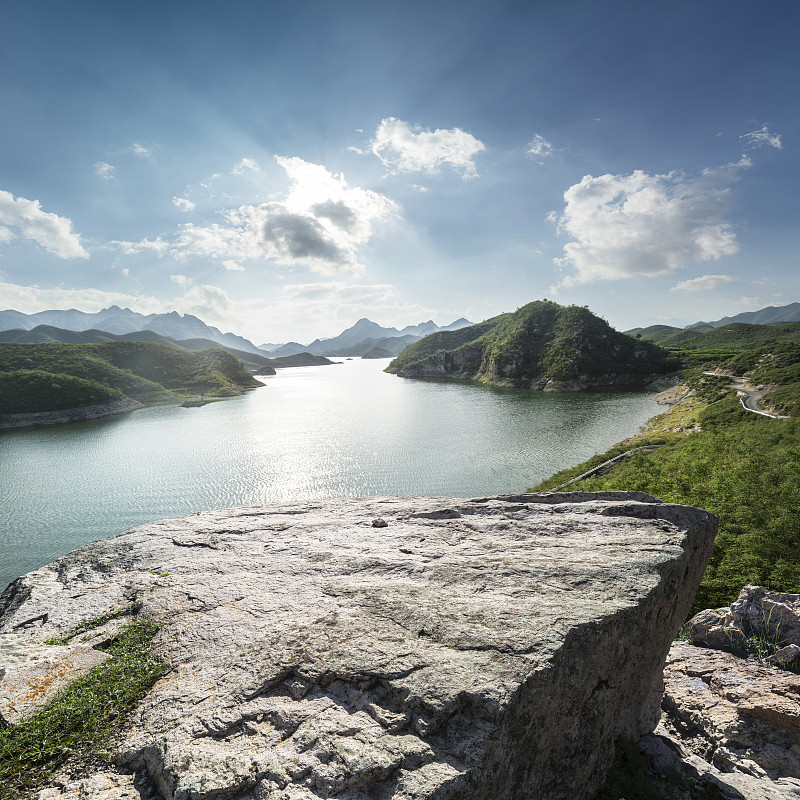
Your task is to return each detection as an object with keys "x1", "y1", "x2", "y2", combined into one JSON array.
[{"x1": 703, "y1": 372, "x2": 789, "y2": 419}]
